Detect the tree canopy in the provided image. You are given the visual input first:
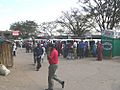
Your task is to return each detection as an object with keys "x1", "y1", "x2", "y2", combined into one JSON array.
[
  {"x1": 10, "y1": 20, "x2": 38, "y2": 38},
  {"x1": 39, "y1": 21, "x2": 57, "y2": 36},
  {"x1": 79, "y1": 0, "x2": 120, "y2": 31},
  {"x1": 56, "y1": 8, "x2": 94, "y2": 36}
]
